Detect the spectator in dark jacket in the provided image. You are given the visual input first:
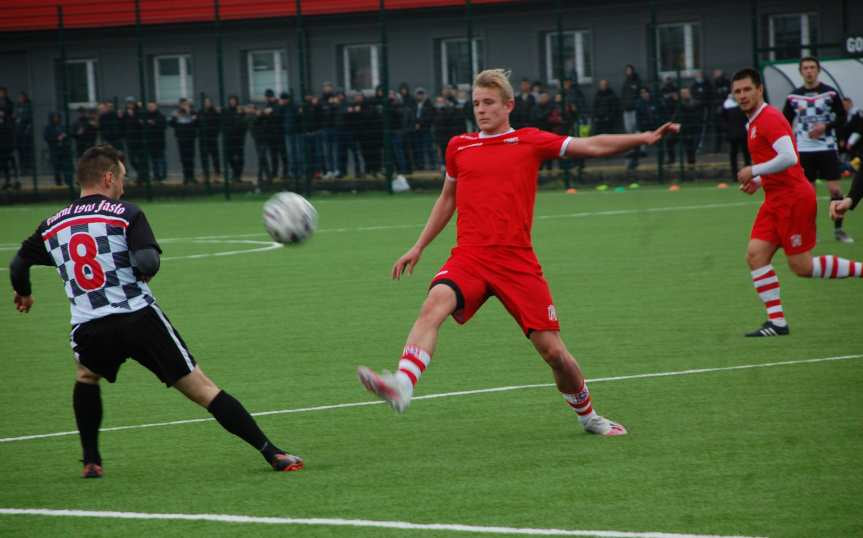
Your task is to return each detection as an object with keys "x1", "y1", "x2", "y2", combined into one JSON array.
[
  {"x1": 432, "y1": 95, "x2": 463, "y2": 171},
  {"x1": 512, "y1": 78, "x2": 535, "y2": 129},
  {"x1": 264, "y1": 89, "x2": 288, "y2": 179},
  {"x1": 674, "y1": 87, "x2": 701, "y2": 168},
  {"x1": 620, "y1": 64, "x2": 642, "y2": 134},
  {"x1": 720, "y1": 93, "x2": 750, "y2": 178},
  {"x1": 169, "y1": 99, "x2": 198, "y2": 184},
  {"x1": 43, "y1": 112, "x2": 73, "y2": 186},
  {"x1": 199, "y1": 97, "x2": 221, "y2": 182},
  {"x1": 0, "y1": 109, "x2": 17, "y2": 189},
  {"x1": 73, "y1": 106, "x2": 98, "y2": 158},
  {"x1": 711, "y1": 68, "x2": 731, "y2": 152},
  {"x1": 0, "y1": 87, "x2": 13, "y2": 118},
  {"x1": 628, "y1": 87, "x2": 664, "y2": 170},
  {"x1": 223, "y1": 95, "x2": 247, "y2": 182},
  {"x1": 250, "y1": 104, "x2": 273, "y2": 186},
  {"x1": 592, "y1": 79, "x2": 621, "y2": 135},
  {"x1": 98, "y1": 100, "x2": 124, "y2": 152},
  {"x1": 123, "y1": 98, "x2": 149, "y2": 182},
  {"x1": 143, "y1": 101, "x2": 167, "y2": 181},
  {"x1": 279, "y1": 92, "x2": 301, "y2": 179},
  {"x1": 689, "y1": 71, "x2": 712, "y2": 151},
  {"x1": 411, "y1": 87, "x2": 436, "y2": 171},
  {"x1": 14, "y1": 92, "x2": 33, "y2": 175}
]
